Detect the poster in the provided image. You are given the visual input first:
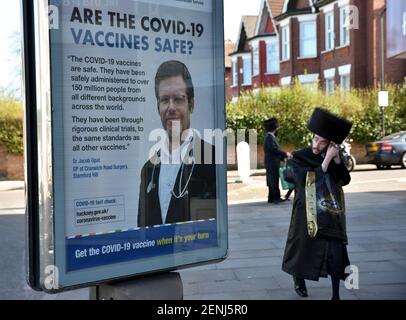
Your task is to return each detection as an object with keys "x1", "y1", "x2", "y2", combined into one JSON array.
[{"x1": 42, "y1": 0, "x2": 226, "y2": 288}]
